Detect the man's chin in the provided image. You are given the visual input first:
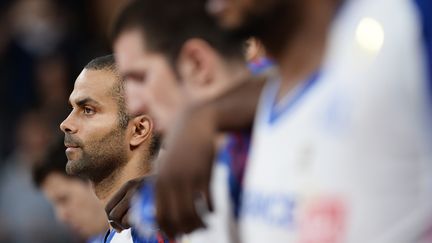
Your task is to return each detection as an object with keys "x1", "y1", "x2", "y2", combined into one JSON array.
[{"x1": 65, "y1": 160, "x2": 85, "y2": 176}]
